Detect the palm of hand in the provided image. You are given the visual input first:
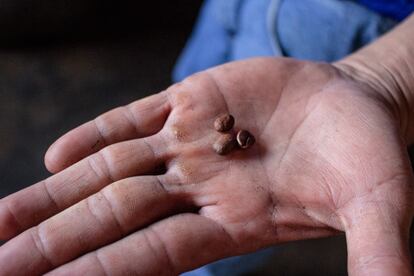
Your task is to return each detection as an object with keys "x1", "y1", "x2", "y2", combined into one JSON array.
[{"x1": 0, "y1": 58, "x2": 412, "y2": 275}]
